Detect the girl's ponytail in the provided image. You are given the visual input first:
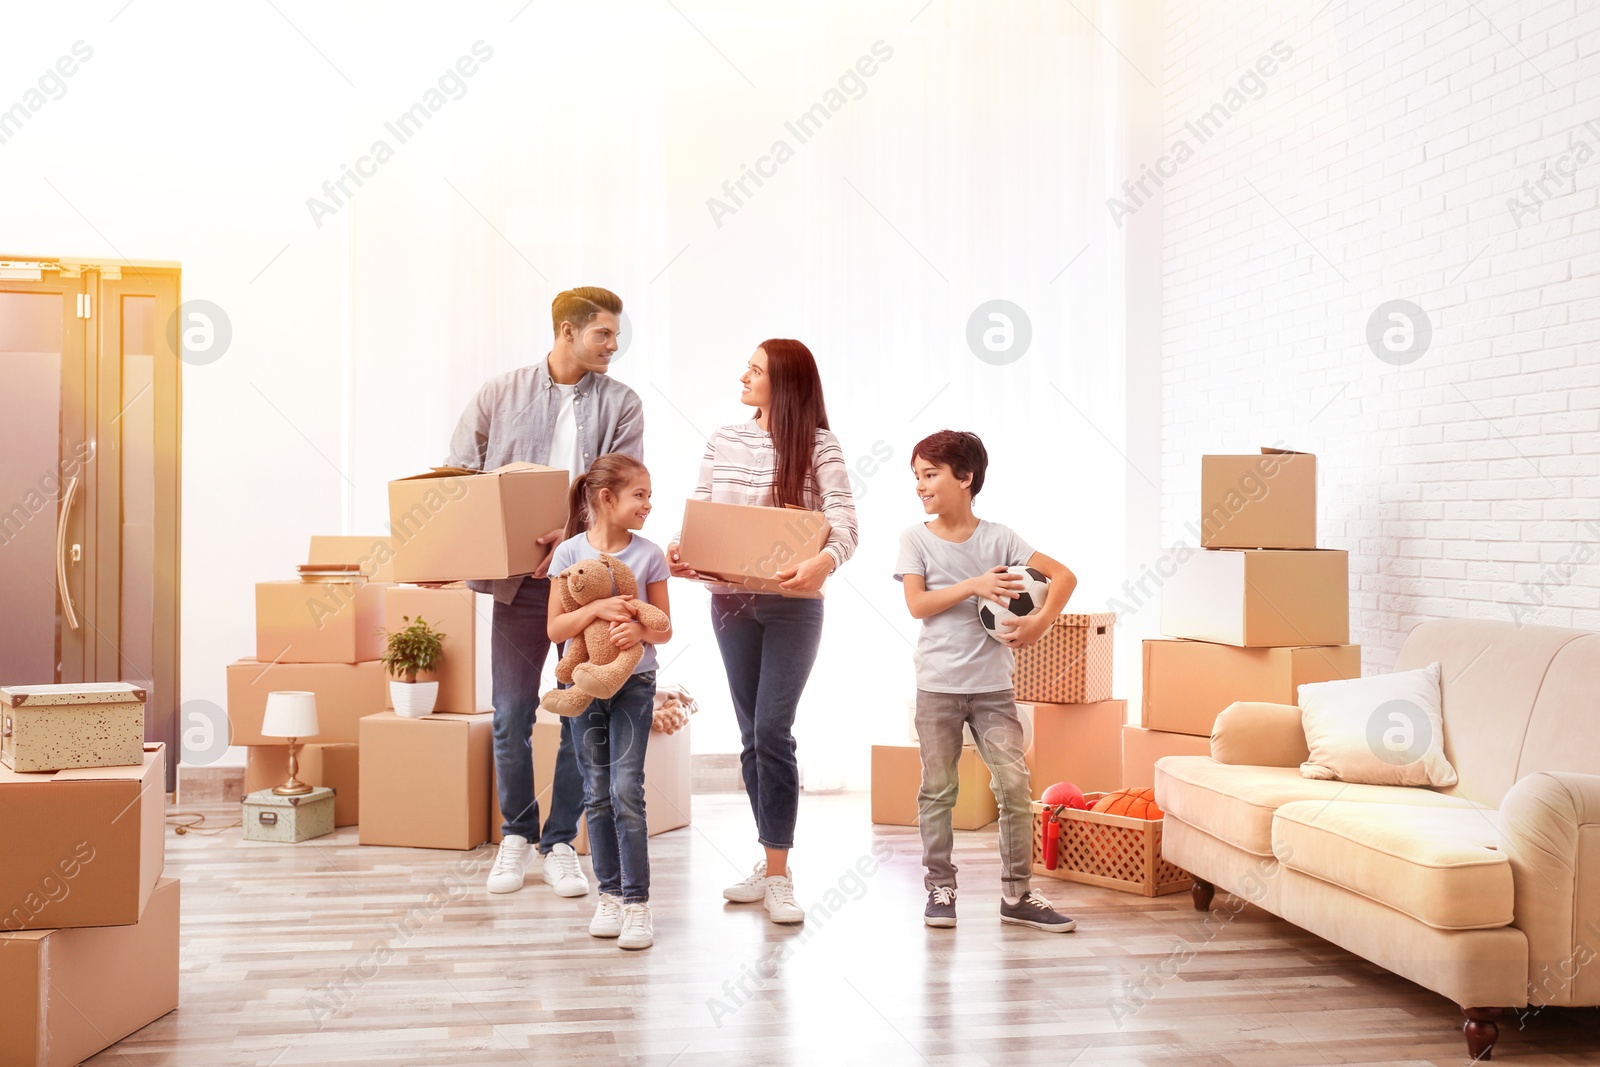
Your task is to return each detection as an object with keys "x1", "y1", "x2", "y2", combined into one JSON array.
[{"x1": 563, "y1": 472, "x2": 591, "y2": 543}]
